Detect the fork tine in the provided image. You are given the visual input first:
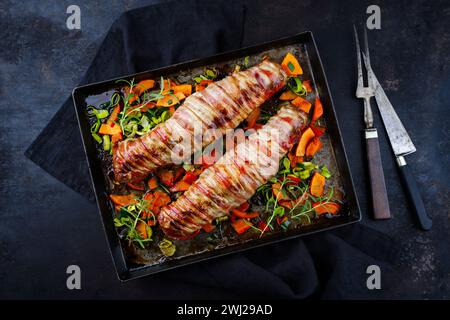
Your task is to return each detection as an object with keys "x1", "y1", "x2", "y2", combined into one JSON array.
[
  {"x1": 363, "y1": 27, "x2": 371, "y2": 67},
  {"x1": 353, "y1": 25, "x2": 363, "y2": 91},
  {"x1": 363, "y1": 28, "x2": 376, "y2": 89}
]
